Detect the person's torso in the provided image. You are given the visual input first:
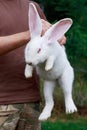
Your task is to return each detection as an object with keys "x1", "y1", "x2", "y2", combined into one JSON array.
[{"x1": 0, "y1": 0, "x2": 45, "y2": 104}]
